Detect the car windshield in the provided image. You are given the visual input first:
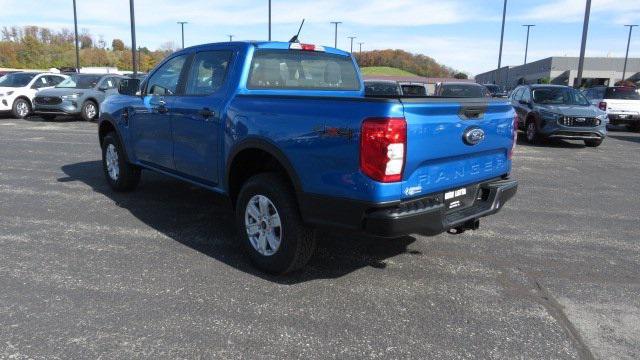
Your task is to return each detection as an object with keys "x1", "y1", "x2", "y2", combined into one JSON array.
[
  {"x1": 0, "y1": 72, "x2": 37, "y2": 87},
  {"x1": 57, "y1": 74, "x2": 102, "y2": 89},
  {"x1": 440, "y1": 84, "x2": 485, "y2": 98},
  {"x1": 605, "y1": 87, "x2": 640, "y2": 100},
  {"x1": 532, "y1": 87, "x2": 590, "y2": 106},
  {"x1": 365, "y1": 82, "x2": 401, "y2": 96}
]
